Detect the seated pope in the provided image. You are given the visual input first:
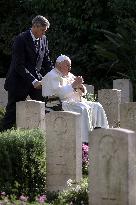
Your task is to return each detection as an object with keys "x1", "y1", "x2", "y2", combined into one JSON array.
[{"x1": 41, "y1": 54, "x2": 109, "y2": 142}]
